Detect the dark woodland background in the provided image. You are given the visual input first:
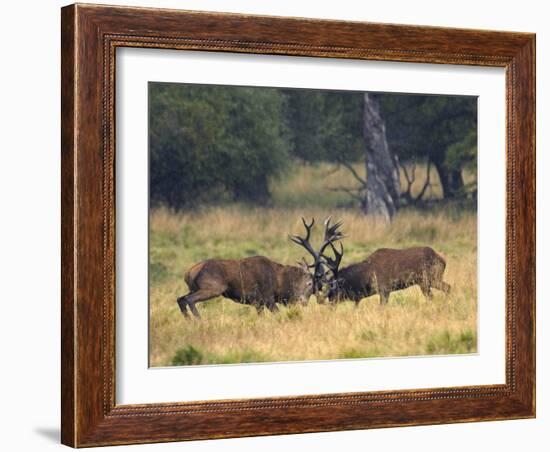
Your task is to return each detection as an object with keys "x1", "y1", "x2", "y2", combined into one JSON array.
[{"x1": 149, "y1": 83, "x2": 477, "y2": 219}]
